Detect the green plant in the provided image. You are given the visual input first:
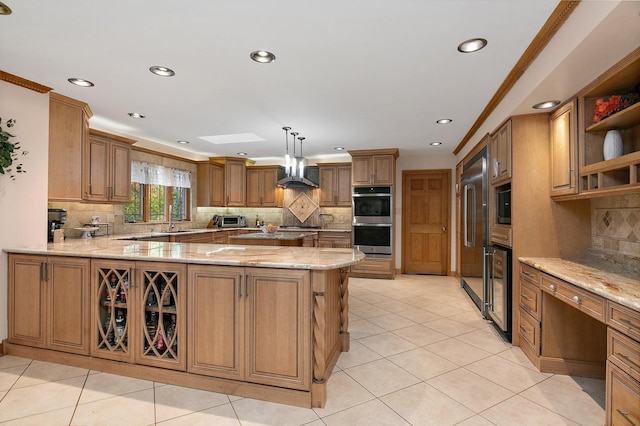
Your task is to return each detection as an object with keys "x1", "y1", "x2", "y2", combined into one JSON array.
[{"x1": 0, "y1": 117, "x2": 27, "y2": 179}]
